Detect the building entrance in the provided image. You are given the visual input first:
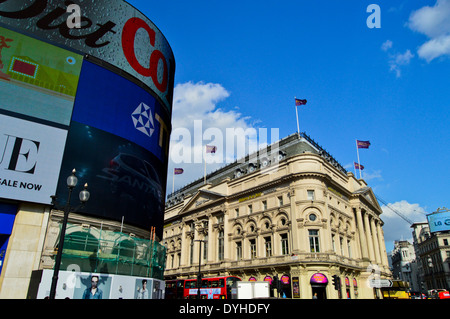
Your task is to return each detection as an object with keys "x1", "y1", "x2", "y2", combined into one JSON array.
[
  {"x1": 312, "y1": 285, "x2": 327, "y2": 299},
  {"x1": 310, "y1": 273, "x2": 328, "y2": 299}
]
